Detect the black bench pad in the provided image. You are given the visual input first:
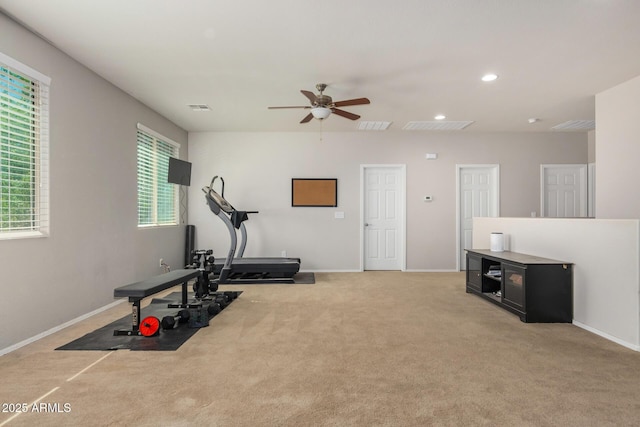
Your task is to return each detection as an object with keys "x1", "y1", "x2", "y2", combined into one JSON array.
[{"x1": 114, "y1": 269, "x2": 201, "y2": 300}]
